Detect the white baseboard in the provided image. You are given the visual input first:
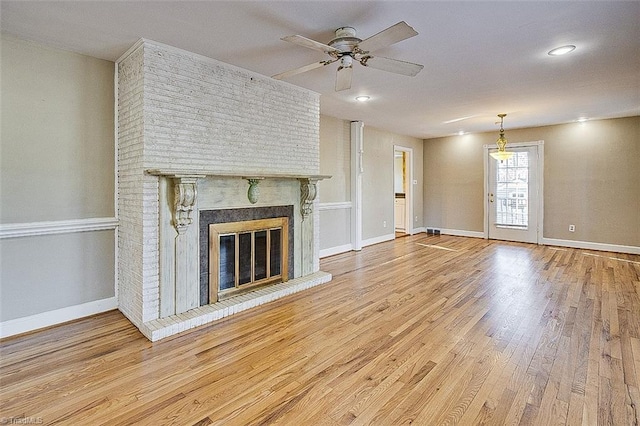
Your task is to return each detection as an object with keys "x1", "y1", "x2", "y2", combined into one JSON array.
[
  {"x1": 0, "y1": 297, "x2": 117, "y2": 339},
  {"x1": 541, "y1": 238, "x2": 640, "y2": 255},
  {"x1": 441, "y1": 228, "x2": 485, "y2": 238},
  {"x1": 362, "y1": 233, "x2": 396, "y2": 247},
  {"x1": 412, "y1": 227, "x2": 427, "y2": 234},
  {"x1": 320, "y1": 243, "x2": 353, "y2": 258}
]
